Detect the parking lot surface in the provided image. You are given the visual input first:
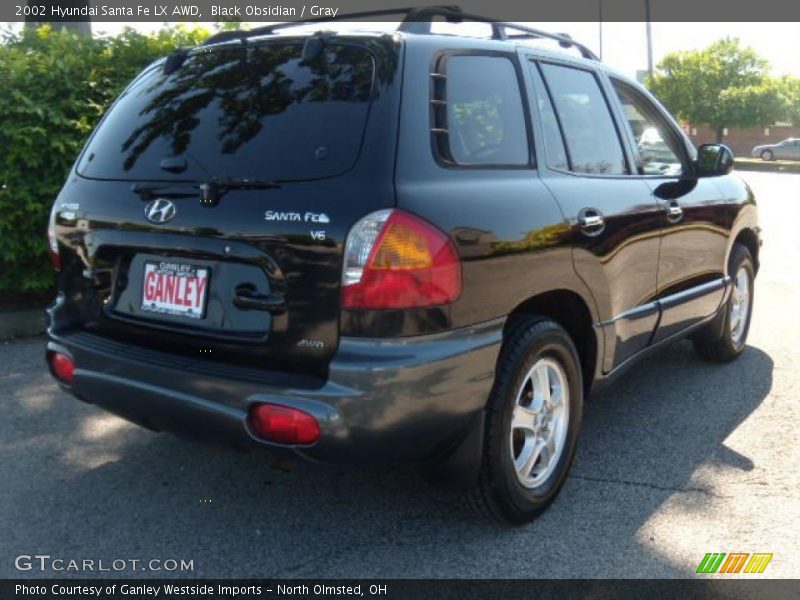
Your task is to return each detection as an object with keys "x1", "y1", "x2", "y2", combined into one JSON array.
[{"x1": 1, "y1": 171, "x2": 797, "y2": 578}]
